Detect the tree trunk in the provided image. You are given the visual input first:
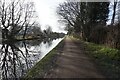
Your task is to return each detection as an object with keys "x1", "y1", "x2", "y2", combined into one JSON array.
[{"x1": 111, "y1": 0, "x2": 117, "y2": 25}]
